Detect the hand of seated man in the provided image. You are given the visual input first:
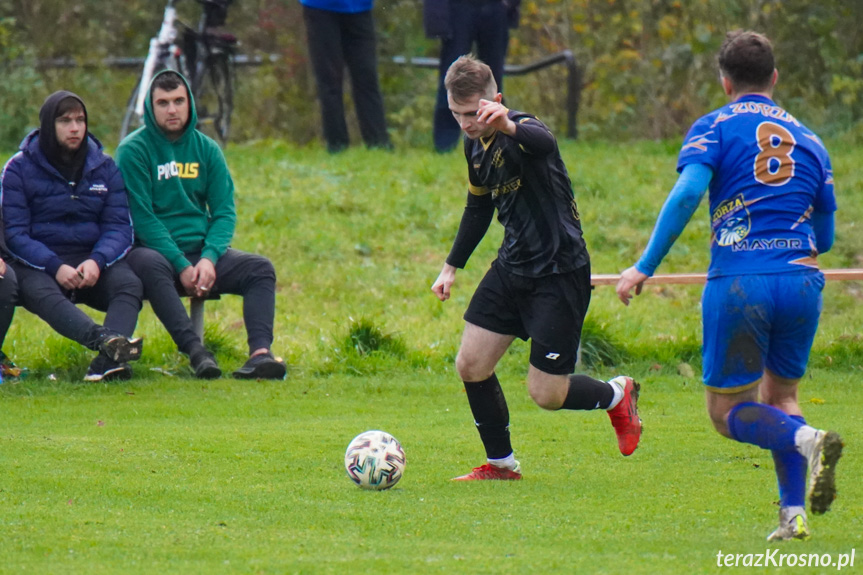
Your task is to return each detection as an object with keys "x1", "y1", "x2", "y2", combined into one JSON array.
[
  {"x1": 76, "y1": 259, "x2": 101, "y2": 289},
  {"x1": 56, "y1": 264, "x2": 82, "y2": 290}
]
